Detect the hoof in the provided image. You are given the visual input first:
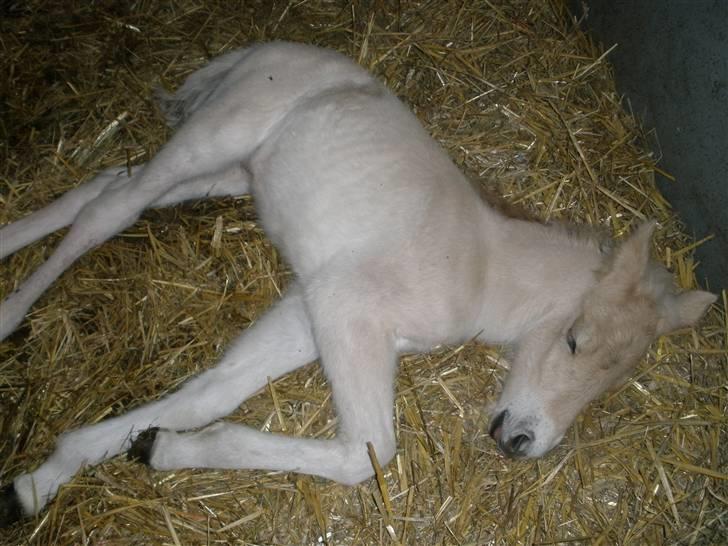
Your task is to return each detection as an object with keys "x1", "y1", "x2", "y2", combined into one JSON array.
[
  {"x1": 128, "y1": 427, "x2": 160, "y2": 466},
  {"x1": 0, "y1": 483, "x2": 23, "y2": 528}
]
